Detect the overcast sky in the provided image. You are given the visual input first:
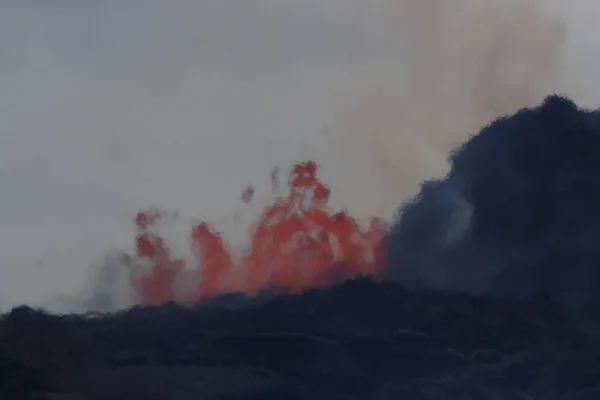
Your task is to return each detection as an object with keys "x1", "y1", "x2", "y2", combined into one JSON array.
[{"x1": 0, "y1": 1, "x2": 599, "y2": 310}]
